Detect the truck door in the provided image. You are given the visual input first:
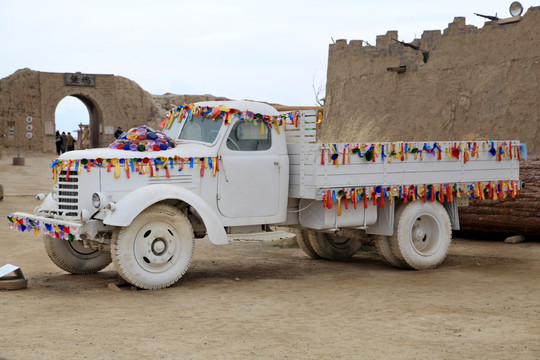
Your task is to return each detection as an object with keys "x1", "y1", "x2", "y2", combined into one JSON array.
[{"x1": 217, "y1": 121, "x2": 280, "y2": 218}]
